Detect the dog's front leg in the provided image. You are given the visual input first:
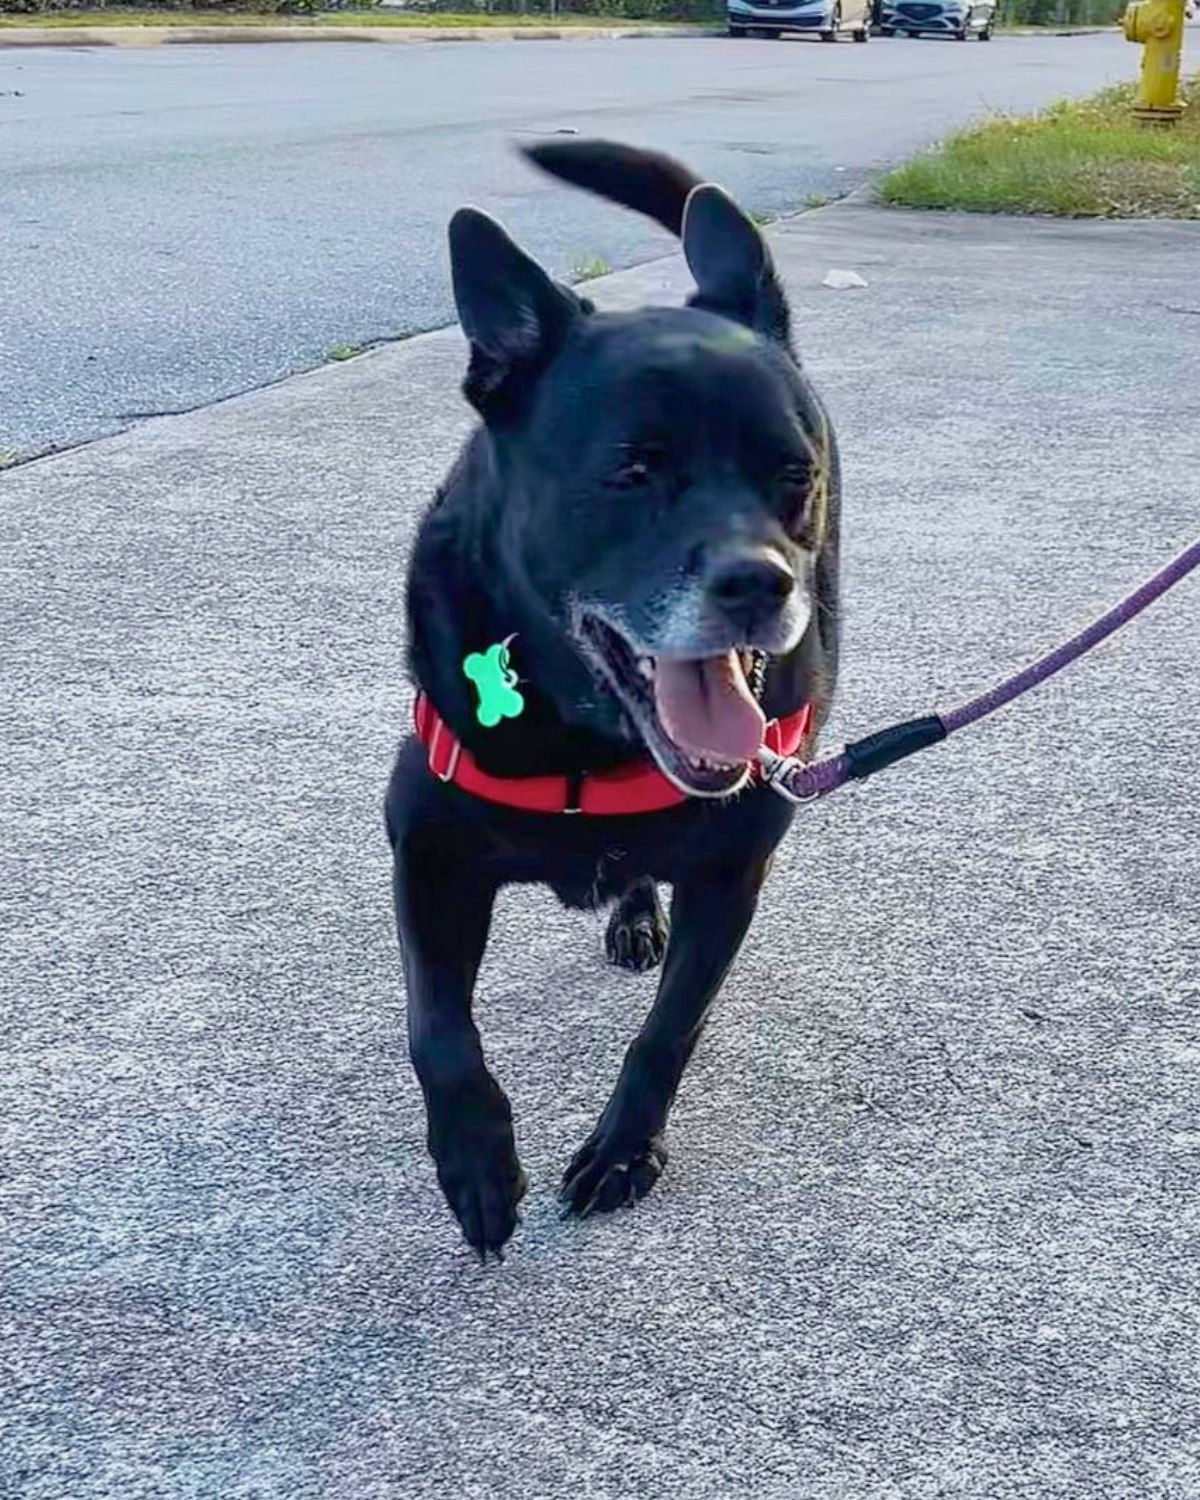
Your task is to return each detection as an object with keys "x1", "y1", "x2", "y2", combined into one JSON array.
[
  {"x1": 560, "y1": 857, "x2": 771, "y2": 1218},
  {"x1": 392, "y1": 832, "x2": 525, "y2": 1258}
]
